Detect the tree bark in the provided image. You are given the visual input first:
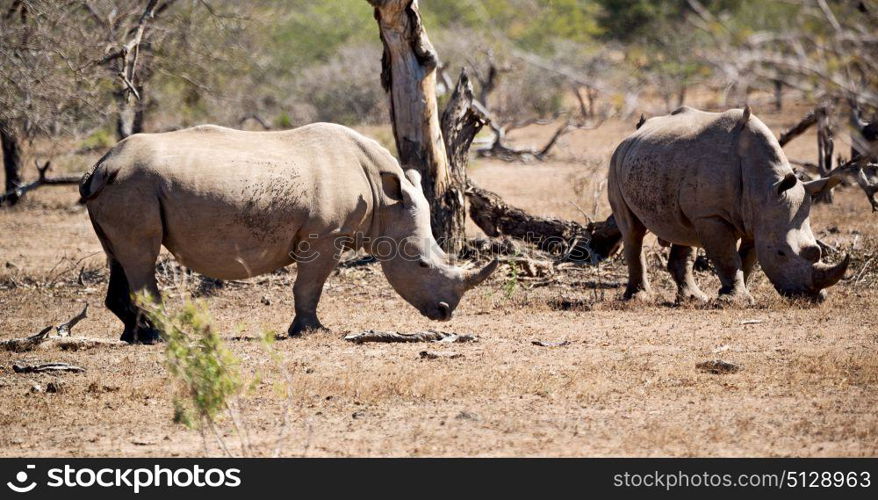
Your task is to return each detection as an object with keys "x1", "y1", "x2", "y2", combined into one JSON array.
[
  {"x1": 367, "y1": 0, "x2": 619, "y2": 263},
  {"x1": 115, "y1": 82, "x2": 146, "y2": 140},
  {"x1": 440, "y1": 69, "x2": 489, "y2": 255},
  {"x1": 0, "y1": 120, "x2": 23, "y2": 206},
  {"x1": 0, "y1": 160, "x2": 82, "y2": 205},
  {"x1": 112, "y1": 0, "x2": 166, "y2": 140},
  {"x1": 778, "y1": 109, "x2": 817, "y2": 147},
  {"x1": 467, "y1": 184, "x2": 621, "y2": 262},
  {"x1": 773, "y1": 79, "x2": 783, "y2": 111},
  {"x1": 816, "y1": 105, "x2": 834, "y2": 203},
  {"x1": 369, "y1": 0, "x2": 462, "y2": 251}
]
